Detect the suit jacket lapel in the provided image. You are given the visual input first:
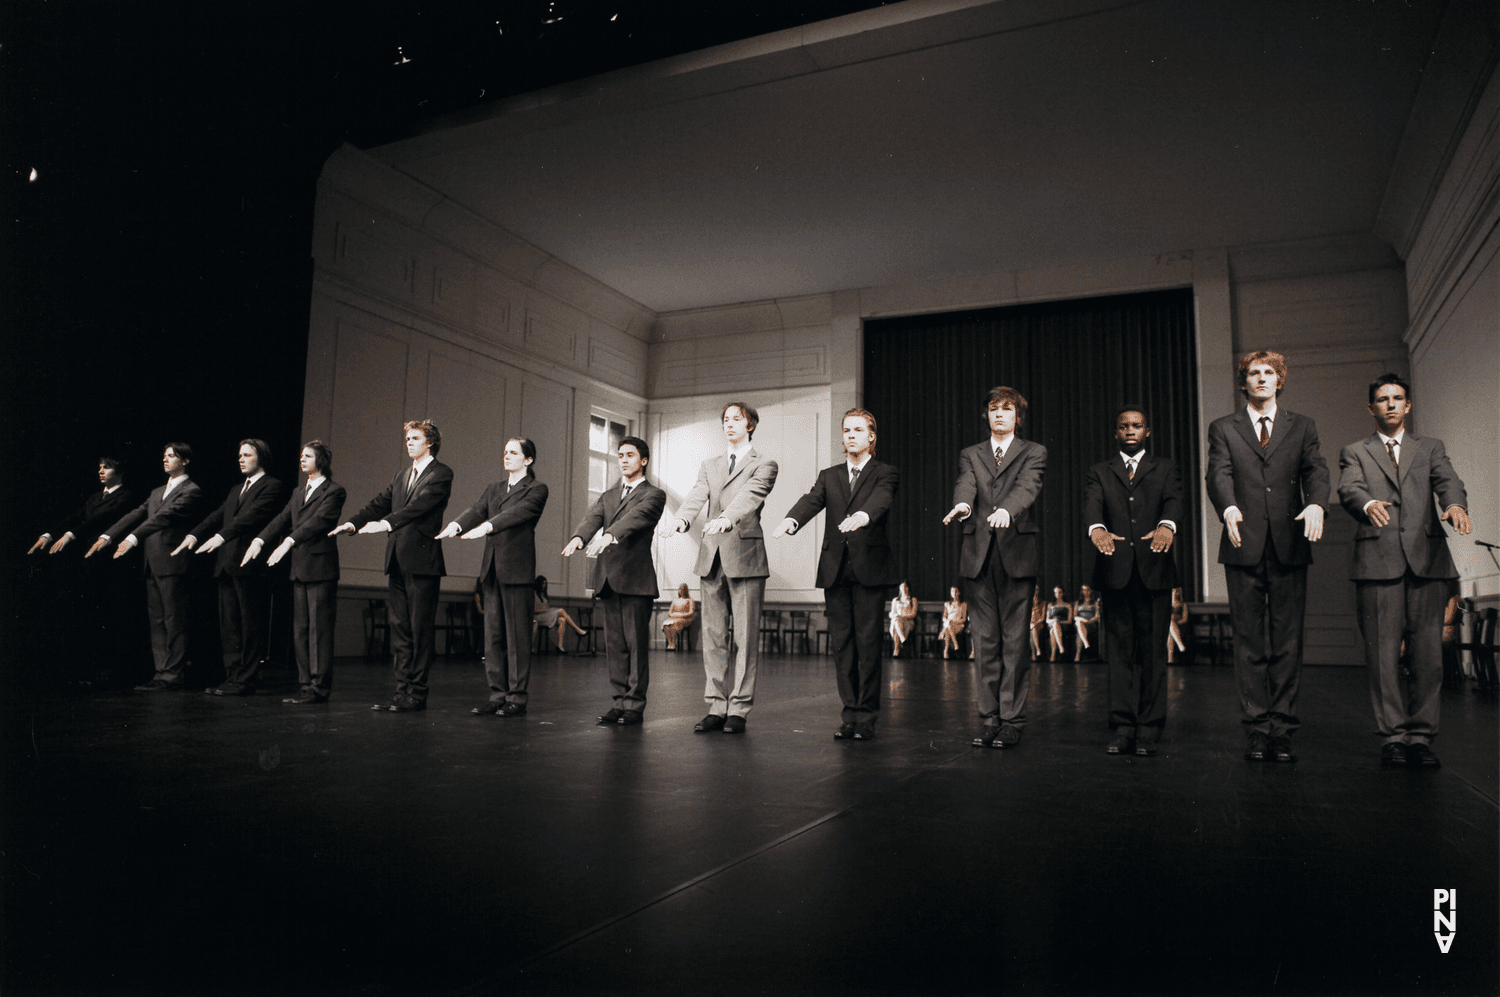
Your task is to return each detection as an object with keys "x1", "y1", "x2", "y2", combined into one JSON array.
[
  {"x1": 1260, "y1": 413, "x2": 1288, "y2": 463},
  {"x1": 1111, "y1": 455, "x2": 1131, "y2": 489},
  {"x1": 726, "y1": 449, "x2": 755, "y2": 489},
  {"x1": 607, "y1": 482, "x2": 637, "y2": 526},
  {"x1": 846, "y1": 460, "x2": 872, "y2": 507},
  {"x1": 1365, "y1": 435, "x2": 1399, "y2": 489},
  {"x1": 1397, "y1": 434, "x2": 1420, "y2": 486}
]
